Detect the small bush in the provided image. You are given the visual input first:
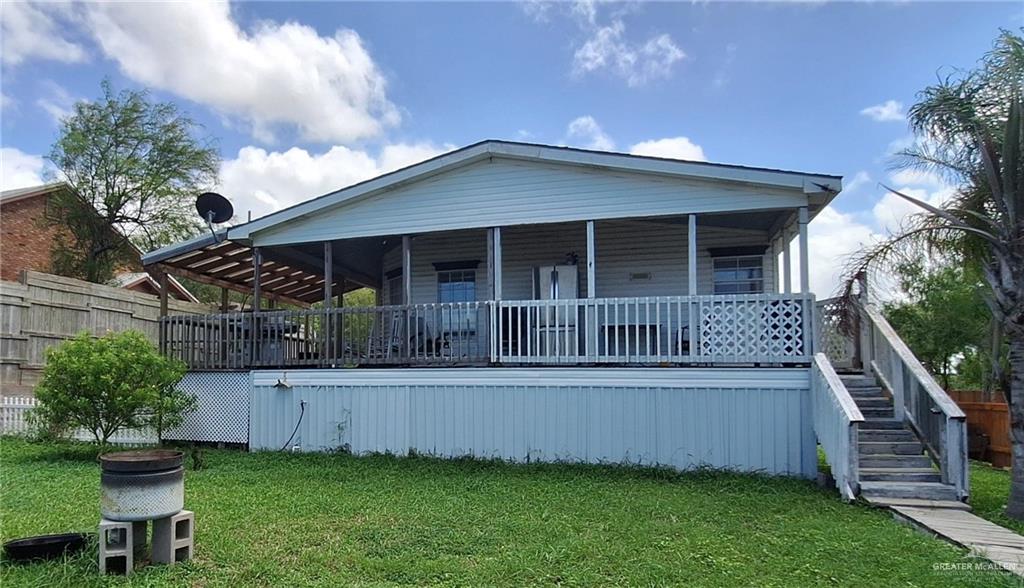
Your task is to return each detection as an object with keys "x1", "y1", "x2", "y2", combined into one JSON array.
[{"x1": 33, "y1": 330, "x2": 192, "y2": 445}]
